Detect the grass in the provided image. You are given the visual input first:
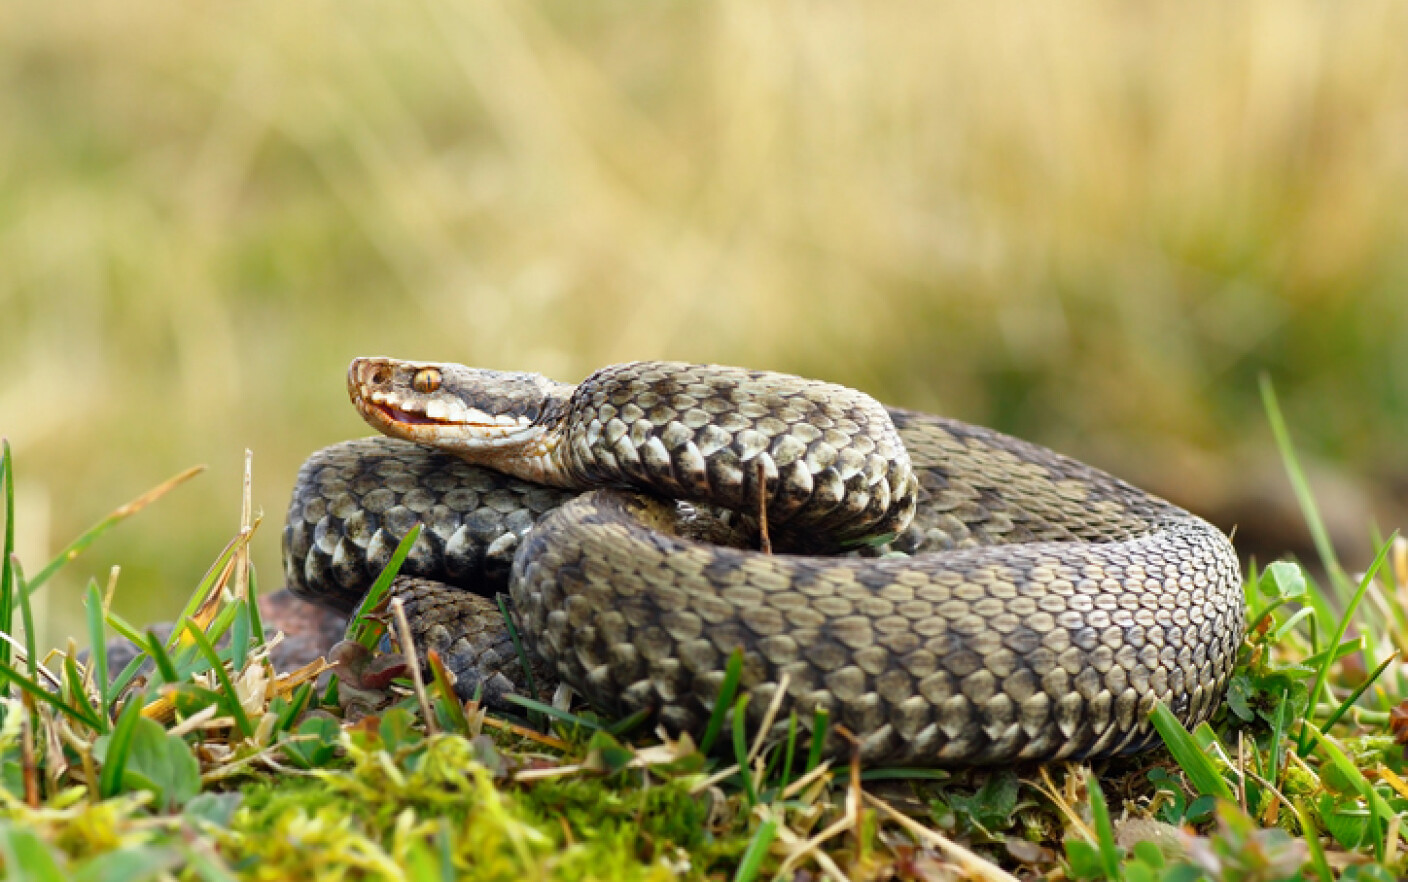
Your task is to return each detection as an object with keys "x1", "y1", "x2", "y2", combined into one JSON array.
[{"x1": 2, "y1": 390, "x2": 1408, "y2": 880}]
